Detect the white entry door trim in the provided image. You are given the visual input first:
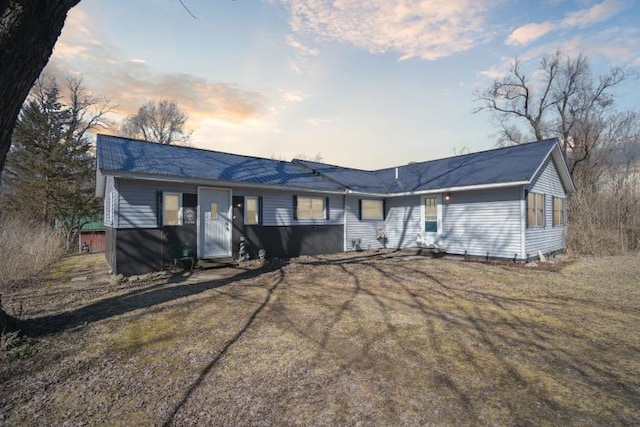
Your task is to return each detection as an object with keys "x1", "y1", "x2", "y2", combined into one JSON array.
[{"x1": 197, "y1": 187, "x2": 232, "y2": 258}]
